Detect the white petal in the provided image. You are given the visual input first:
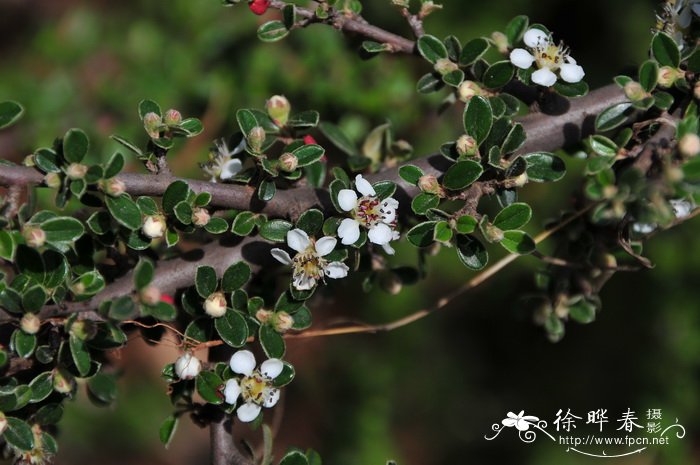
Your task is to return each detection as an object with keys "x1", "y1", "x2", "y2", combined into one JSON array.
[
  {"x1": 325, "y1": 262, "x2": 349, "y2": 279},
  {"x1": 236, "y1": 403, "x2": 262, "y2": 423},
  {"x1": 337, "y1": 189, "x2": 358, "y2": 212},
  {"x1": 223, "y1": 379, "x2": 241, "y2": 405},
  {"x1": 632, "y1": 222, "x2": 656, "y2": 234},
  {"x1": 220, "y1": 159, "x2": 242, "y2": 180},
  {"x1": 260, "y1": 359, "x2": 284, "y2": 379},
  {"x1": 271, "y1": 248, "x2": 293, "y2": 265},
  {"x1": 314, "y1": 236, "x2": 337, "y2": 256},
  {"x1": 531, "y1": 68, "x2": 557, "y2": 87},
  {"x1": 671, "y1": 198, "x2": 694, "y2": 218},
  {"x1": 381, "y1": 242, "x2": 396, "y2": 255},
  {"x1": 287, "y1": 228, "x2": 310, "y2": 252},
  {"x1": 559, "y1": 63, "x2": 585, "y2": 83},
  {"x1": 337, "y1": 218, "x2": 361, "y2": 245},
  {"x1": 380, "y1": 198, "x2": 398, "y2": 224},
  {"x1": 354, "y1": 174, "x2": 376, "y2": 197},
  {"x1": 367, "y1": 223, "x2": 393, "y2": 245},
  {"x1": 263, "y1": 388, "x2": 280, "y2": 408},
  {"x1": 232, "y1": 137, "x2": 247, "y2": 155},
  {"x1": 230, "y1": 350, "x2": 256, "y2": 376},
  {"x1": 509, "y1": 48, "x2": 535, "y2": 69},
  {"x1": 293, "y1": 273, "x2": 316, "y2": 291},
  {"x1": 523, "y1": 28, "x2": 548, "y2": 47}
]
